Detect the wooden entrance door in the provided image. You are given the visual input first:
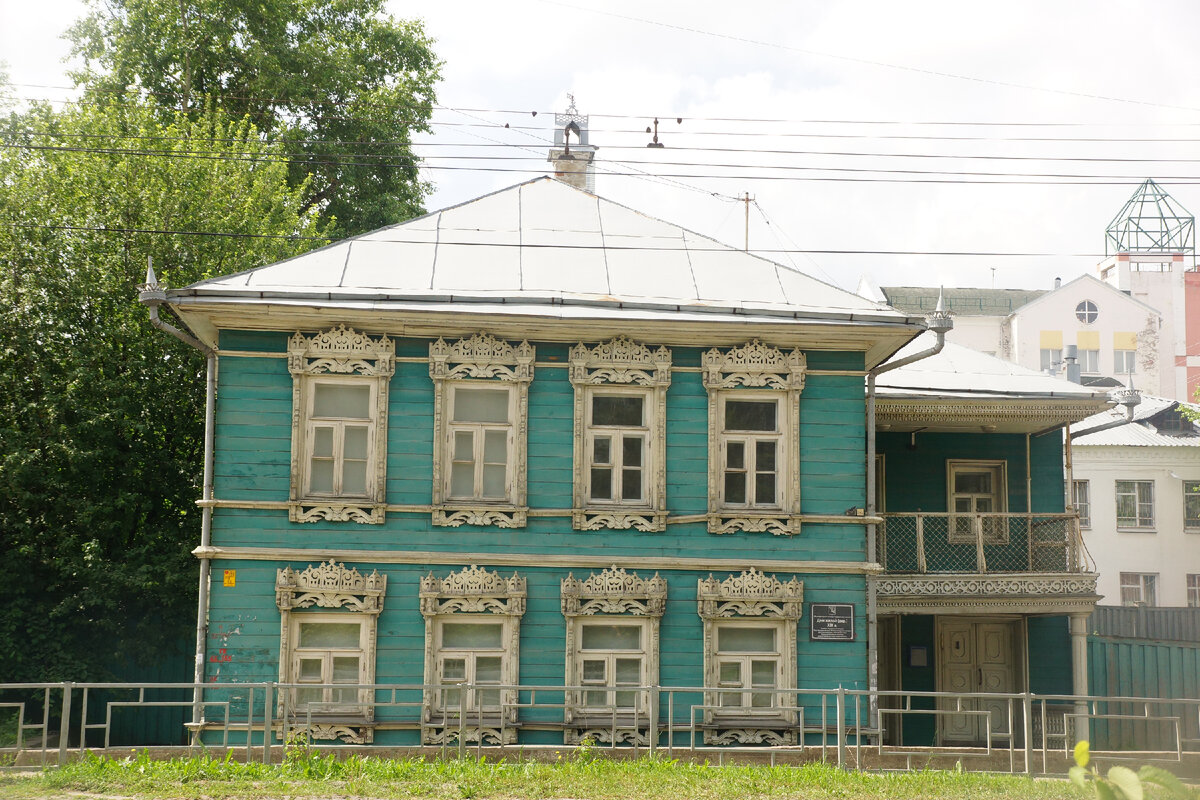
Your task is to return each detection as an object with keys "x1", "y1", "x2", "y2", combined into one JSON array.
[{"x1": 938, "y1": 619, "x2": 1016, "y2": 744}]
